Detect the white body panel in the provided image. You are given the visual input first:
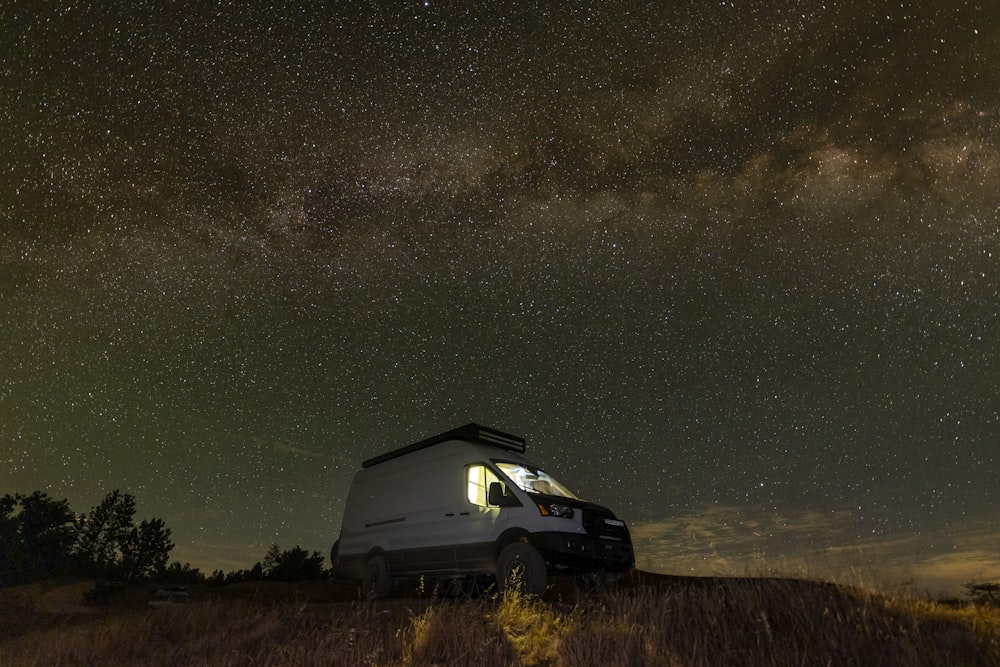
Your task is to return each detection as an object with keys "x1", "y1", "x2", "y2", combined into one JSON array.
[{"x1": 338, "y1": 440, "x2": 574, "y2": 563}]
